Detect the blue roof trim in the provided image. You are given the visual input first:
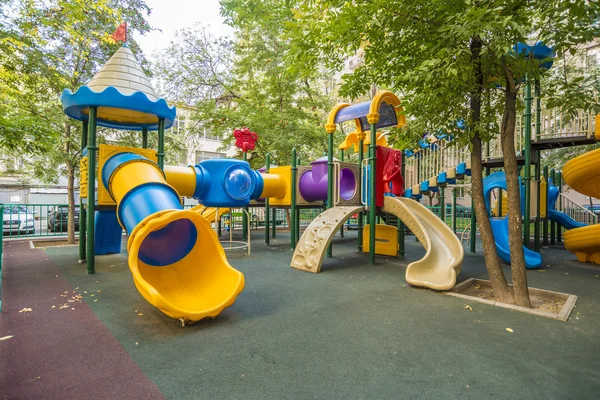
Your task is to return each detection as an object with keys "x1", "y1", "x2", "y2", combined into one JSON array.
[{"x1": 61, "y1": 86, "x2": 176, "y2": 131}]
